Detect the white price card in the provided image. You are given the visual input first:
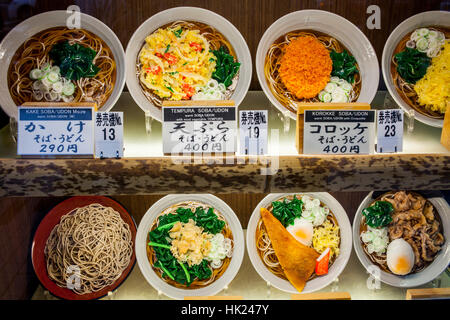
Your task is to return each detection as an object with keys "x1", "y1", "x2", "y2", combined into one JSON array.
[
  {"x1": 94, "y1": 112, "x2": 124, "y2": 158},
  {"x1": 162, "y1": 105, "x2": 237, "y2": 154},
  {"x1": 376, "y1": 109, "x2": 403, "y2": 153},
  {"x1": 303, "y1": 110, "x2": 375, "y2": 155},
  {"x1": 239, "y1": 110, "x2": 268, "y2": 155},
  {"x1": 17, "y1": 106, "x2": 94, "y2": 156}
]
